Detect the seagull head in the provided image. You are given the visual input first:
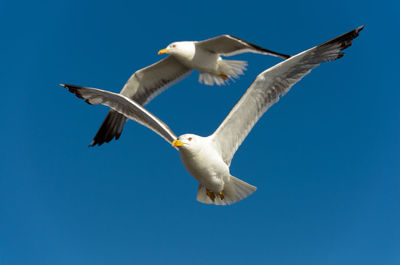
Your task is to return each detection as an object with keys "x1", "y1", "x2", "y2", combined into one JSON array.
[
  {"x1": 158, "y1": 41, "x2": 195, "y2": 58},
  {"x1": 172, "y1": 134, "x2": 202, "y2": 151}
]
